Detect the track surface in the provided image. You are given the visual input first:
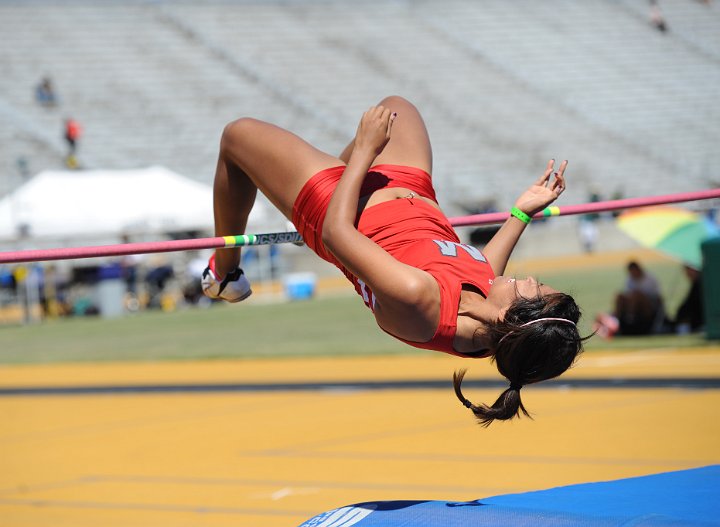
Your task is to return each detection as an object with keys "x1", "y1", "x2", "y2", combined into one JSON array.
[{"x1": 1, "y1": 348, "x2": 719, "y2": 527}]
